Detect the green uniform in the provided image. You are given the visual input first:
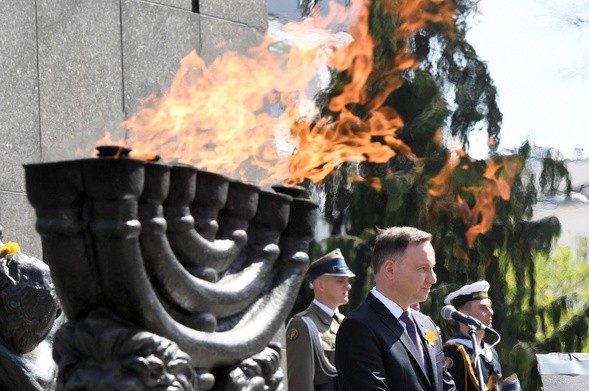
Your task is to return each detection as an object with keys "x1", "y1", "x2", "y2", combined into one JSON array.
[{"x1": 286, "y1": 302, "x2": 342, "y2": 391}]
